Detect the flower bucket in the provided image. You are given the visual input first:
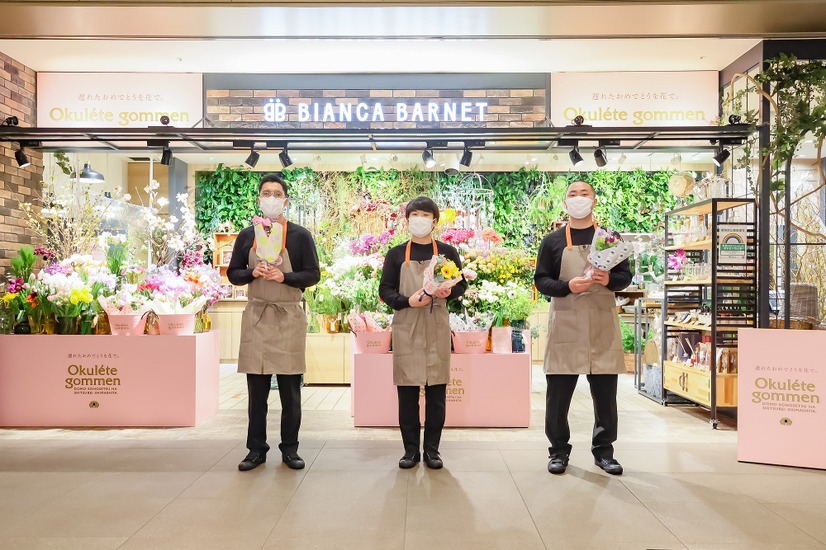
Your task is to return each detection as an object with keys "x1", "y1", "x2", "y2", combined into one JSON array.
[
  {"x1": 452, "y1": 331, "x2": 489, "y2": 354},
  {"x1": 56, "y1": 316, "x2": 78, "y2": 335},
  {"x1": 491, "y1": 326, "x2": 513, "y2": 354},
  {"x1": 157, "y1": 313, "x2": 196, "y2": 336},
  {"x1": 108, "y1": 313, "x2": 148, "y2": 336},
  {"x1": 354, "y1": 331, "x2": 392, "y2": 354}
]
